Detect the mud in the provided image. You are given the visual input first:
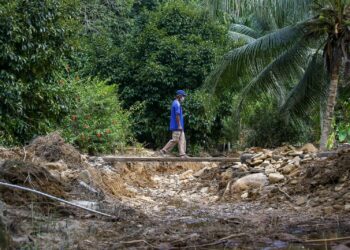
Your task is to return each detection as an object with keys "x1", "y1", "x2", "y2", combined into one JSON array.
[{"x1": 0, "y1": 160, "x2": 70, "y2": 206}]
